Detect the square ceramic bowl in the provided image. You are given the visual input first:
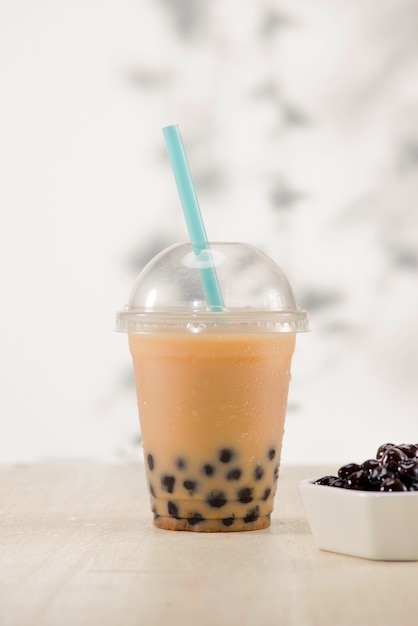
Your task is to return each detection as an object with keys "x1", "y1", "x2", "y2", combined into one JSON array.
[{"x1": 299, "y1": 478, "x2": 418, "y2": 561}]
